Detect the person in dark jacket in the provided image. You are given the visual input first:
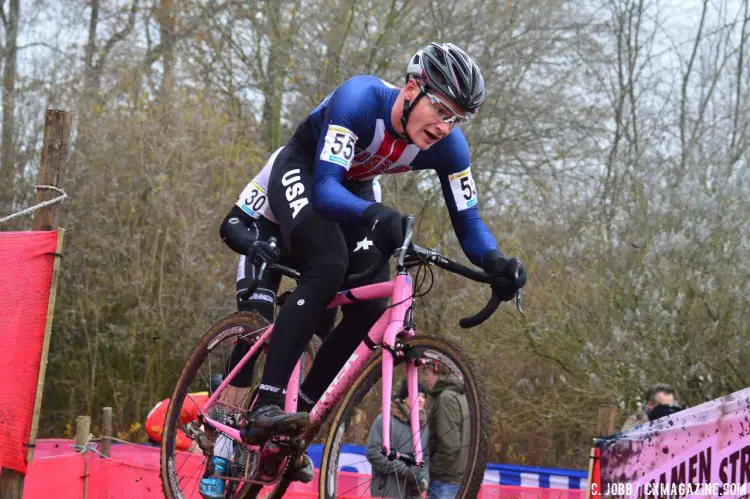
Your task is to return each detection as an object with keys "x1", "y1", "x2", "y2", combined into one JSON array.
[
  {"x1": 423, "y1": 363, "x2": 469, "y2": 499},
  {"x1": 366, "y1": 380, "x2": 430, "y2": 498},
  {"x1": 621, "y1": 383, "x2": 684, "y2": 431}
]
